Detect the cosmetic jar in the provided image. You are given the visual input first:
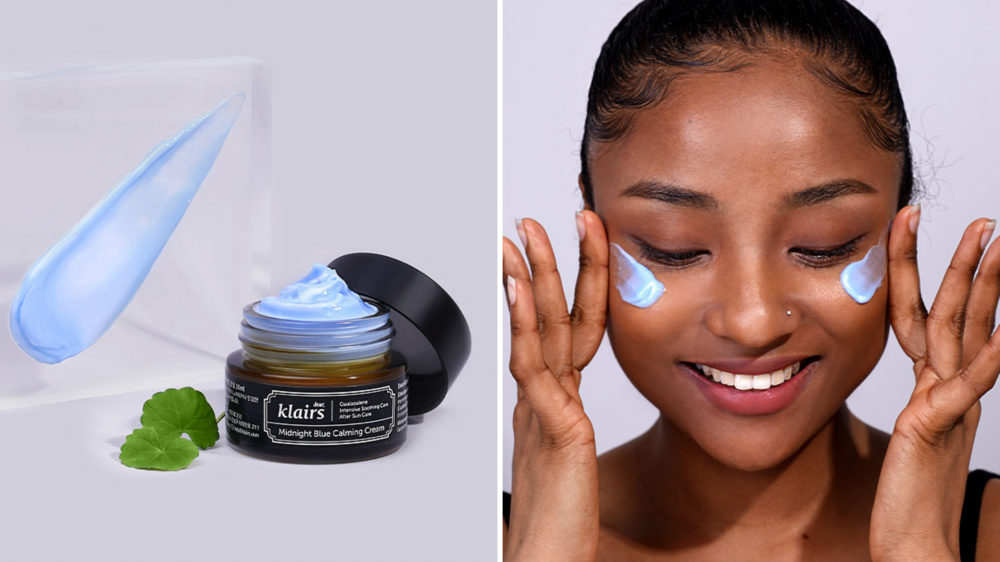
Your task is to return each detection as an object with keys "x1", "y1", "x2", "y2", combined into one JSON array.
[{"x1": 225, "y1": 253, "x2": 471, "y2": 463}]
